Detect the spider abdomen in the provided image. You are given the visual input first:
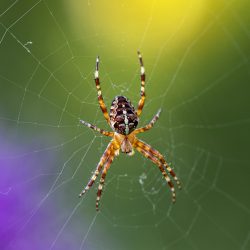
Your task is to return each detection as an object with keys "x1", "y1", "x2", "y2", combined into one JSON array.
[{"x1": 110, "y1": 96, "x2": 138, "y2": 135}]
